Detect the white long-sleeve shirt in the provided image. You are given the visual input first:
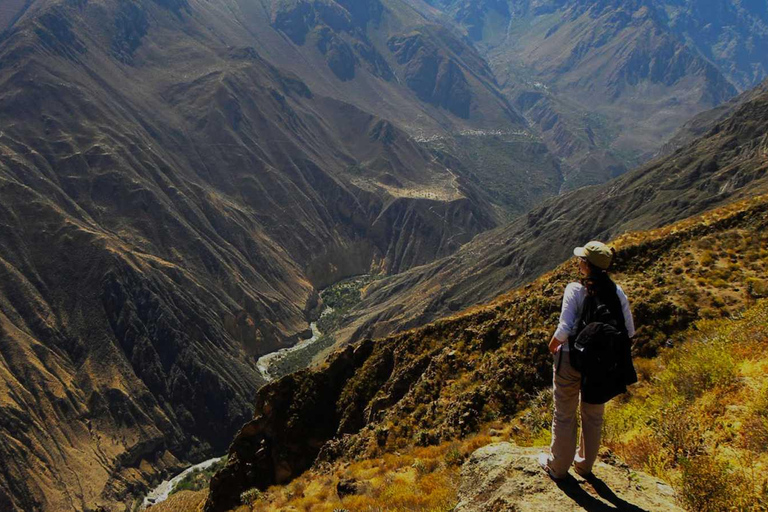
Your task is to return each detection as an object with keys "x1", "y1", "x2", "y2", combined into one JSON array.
[{"x1": 554, "y1": 282, "x2": 635, "y2": 351}]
